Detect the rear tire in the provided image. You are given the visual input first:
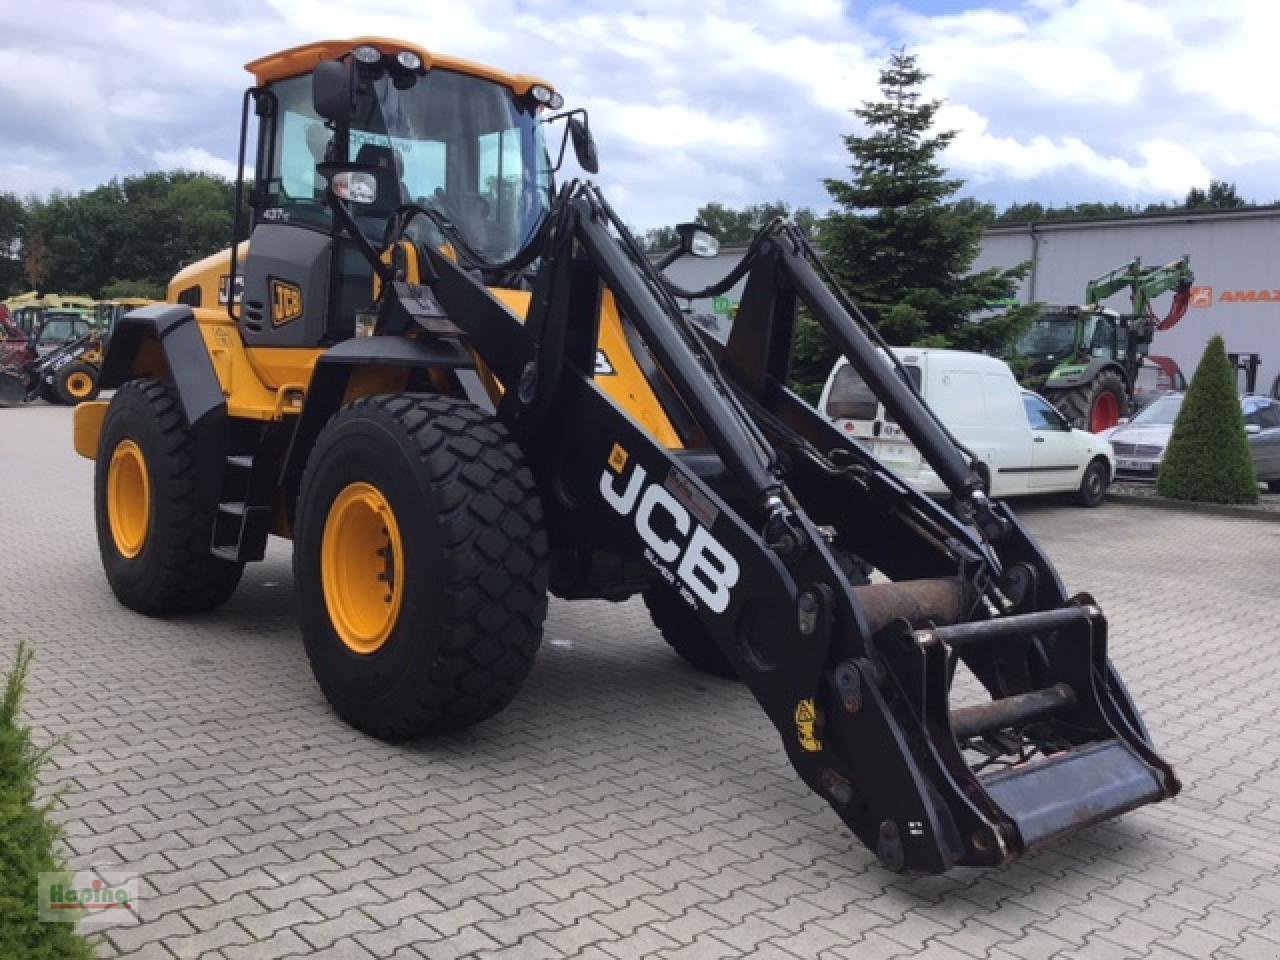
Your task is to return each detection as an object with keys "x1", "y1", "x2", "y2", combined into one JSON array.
[
  {"x1": 95, "y1": 379, "x2": 244, "y2": 615},
  {"x1": 1075, "y1": 457, "x2": 1111, "y2": 507},
  {"x1": 55, "y1": 362, "x2": 99, "y2": 405},
  {"x1": 294, "y1": 393, "x2": 549, "y2": 739},
  {"x1": 1052, "y1": 370, "x2": 1128, "y2": 432}
]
